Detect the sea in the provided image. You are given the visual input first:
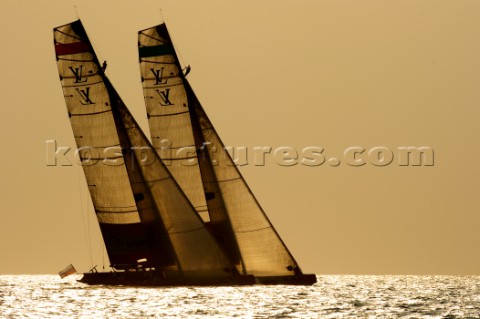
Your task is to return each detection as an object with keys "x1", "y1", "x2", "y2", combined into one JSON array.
[{"x1": 0, "y1": 275, "x2": 479, "y2": 318}]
